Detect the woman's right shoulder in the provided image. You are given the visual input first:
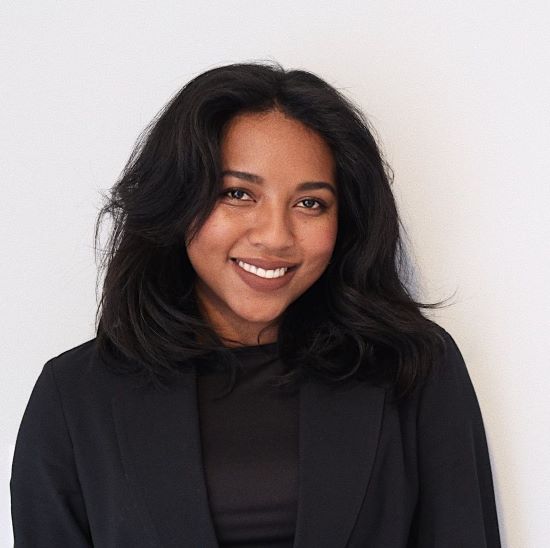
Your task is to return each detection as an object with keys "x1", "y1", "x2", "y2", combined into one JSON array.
[
  {"x1": 45, "y1": 337, "x2": 97, "y2": 372},
  {"x1": 38, "y1": 337, "x2": 140, "y2": 402}
]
